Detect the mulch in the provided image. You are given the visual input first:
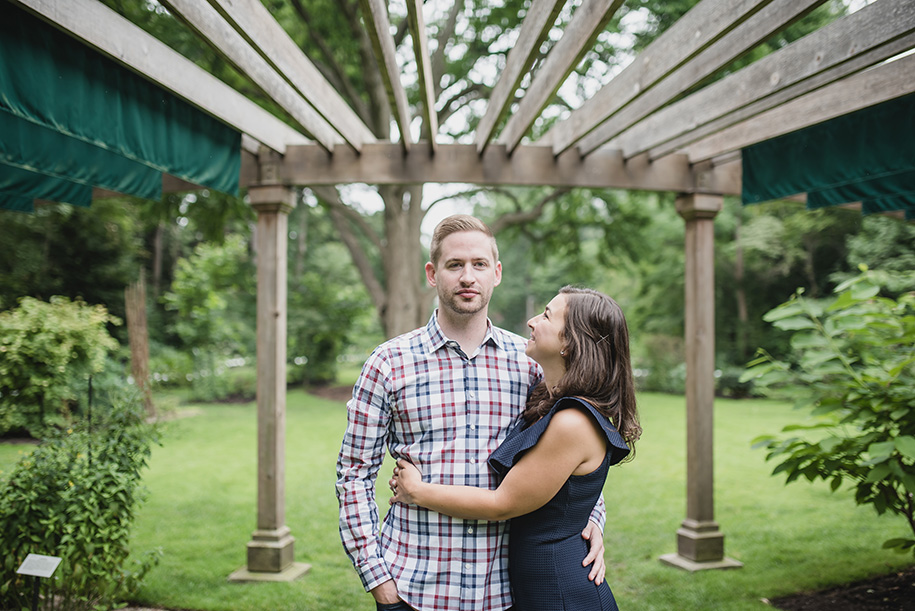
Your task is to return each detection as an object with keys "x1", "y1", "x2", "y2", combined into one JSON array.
[
  {"x1": 768, "y1": 565, "x2": 915, "y2": 610},
  {"x1": 306, "y1": 384, "x2": 353, "y2": 402}
]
